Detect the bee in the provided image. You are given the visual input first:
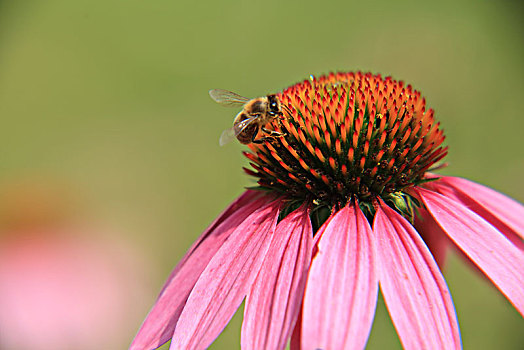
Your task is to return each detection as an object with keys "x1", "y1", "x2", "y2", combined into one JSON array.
[{"x1": 209, "y1": 89, "x2": 287, "y2": 146}]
